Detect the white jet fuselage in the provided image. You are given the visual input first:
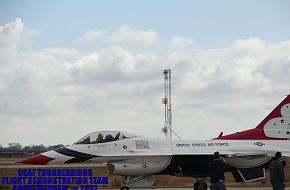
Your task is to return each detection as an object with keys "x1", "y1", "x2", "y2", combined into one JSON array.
[{"x1": 42, "y1": 137, "x2": 290, "y2": 169}]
